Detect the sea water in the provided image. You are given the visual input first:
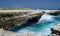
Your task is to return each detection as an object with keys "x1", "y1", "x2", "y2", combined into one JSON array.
[{"x1": 11, "y1": 14, "x2": 60, "y2": 35}]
